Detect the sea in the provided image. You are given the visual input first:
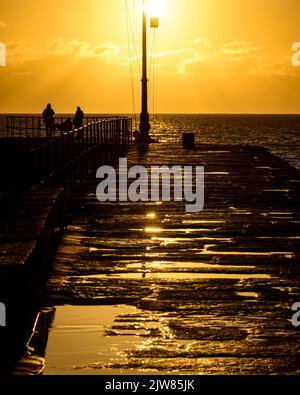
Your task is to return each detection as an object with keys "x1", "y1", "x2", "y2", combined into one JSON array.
[{"x1": 1, "y1": 114, "x2": 300, "y2": 170}]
